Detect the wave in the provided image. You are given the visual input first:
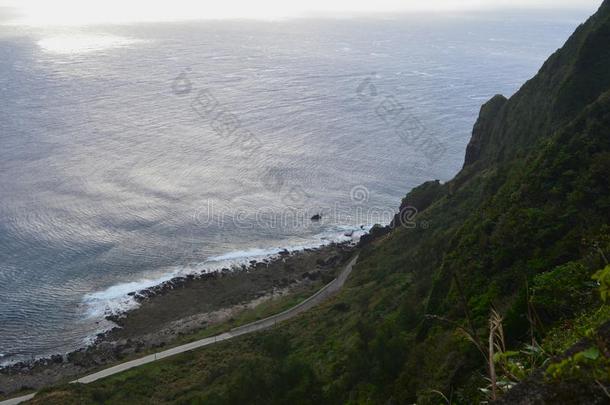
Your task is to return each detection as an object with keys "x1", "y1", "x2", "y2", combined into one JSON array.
[
  {"x1": 81, "y1": 225, "x2": 371, "y2": 323},
  {"x1": 206, "y1": 247, "x2": 287, "y2": 262},
  {"x1": 82, "y1": 272, "x2": 180, "y2": 318}
]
